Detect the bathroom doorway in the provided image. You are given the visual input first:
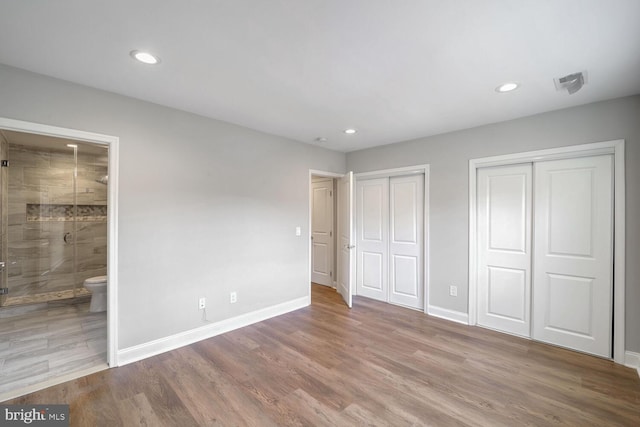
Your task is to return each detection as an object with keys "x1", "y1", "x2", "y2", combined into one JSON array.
[{"x1": 0, "y1": 118, "x2": 118, "y2": 400}]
